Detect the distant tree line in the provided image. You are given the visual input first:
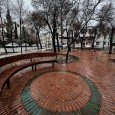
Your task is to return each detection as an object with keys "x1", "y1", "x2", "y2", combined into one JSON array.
[
  {"x1": 0, "y1": 0, "x2": 32, "y2": 54},
  {"x1": 0, "y1": 0, "x2": 115, "y2": 56}
]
